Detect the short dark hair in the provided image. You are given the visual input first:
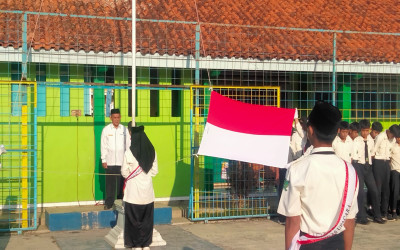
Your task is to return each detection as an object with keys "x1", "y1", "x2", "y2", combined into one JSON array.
[
  {"x1": 110, "y1": 108, "x2": 120, "y2": 115},
  {"x1": 359, "y1": 119, "x2": 371, "y2": 130},
  {"x1": 339, "y1": 121, "x2": 349, "y2": 130},
  {"x1": 349, "y1": 122, "x2": 360, "y2": 132},
  {"x1": 371, "y1": 121, "x2": 383, "y2": 132},
  {"x1": 312, "y1": 126, "x2": 338, "y2": 143},
  {"x1": 389, "y1": 124, "x2": 400, "y2": 138}
]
